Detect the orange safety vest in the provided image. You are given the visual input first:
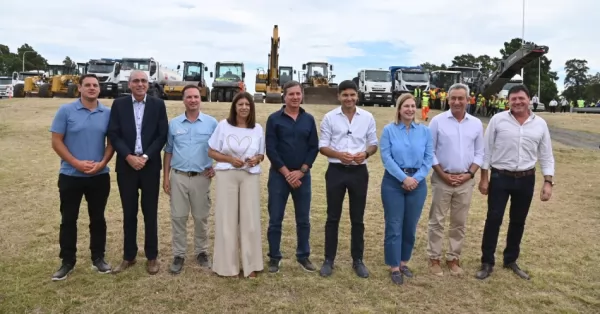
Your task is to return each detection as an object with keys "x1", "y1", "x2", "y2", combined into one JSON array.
[{"x1": 469, "y1": 96, "x2": 476, "y2": 104}]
